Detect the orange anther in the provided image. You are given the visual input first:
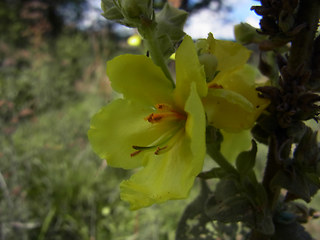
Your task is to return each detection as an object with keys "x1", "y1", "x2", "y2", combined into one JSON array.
[
  {"x1": 155, "y1": 103, "x2": 172, "y2": 111},
  {"x1": 209, "y1": 83, "x2": 224, "y2": 89},
  {"x1": 145, "y1": 113, "x2": 164, "y2": 123},
  {"x1": 154, "y1": 146, "x2": 167, "y2": 155},
  {"x1": 130, "y1": 150, "x2": 142, "y2": 157}
]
